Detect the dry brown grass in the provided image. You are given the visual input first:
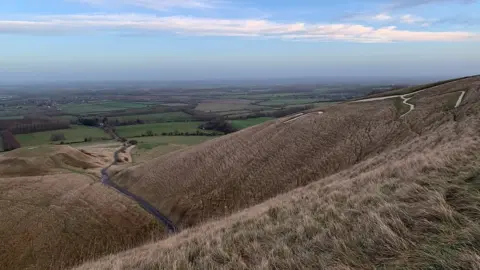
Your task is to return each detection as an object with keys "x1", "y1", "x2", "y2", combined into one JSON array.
[
  {"x1": 73, "y1": 76, "x2": 480, "y2": 269},
  {"x1": 6, "y1": 76, "x2": 480, "y2": 270},
  {"x1": 75, "y1": 91, "x2": 480, "y2": 269},
  {"x1": 114, "y1": 99, "x2": 417, "y2": 228},
  {"x1": 366, "y1": 75, "x2": 476, "y2": 98},
  {"x1": 0, "y1": 145, "x2": 108, "y2": 177},
  {"x1": 109, "y1": 81, "x2": 479, "y2": 229},
  {"x1": 0, "y1": 146, "x2": 165, "y2": 270}
]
